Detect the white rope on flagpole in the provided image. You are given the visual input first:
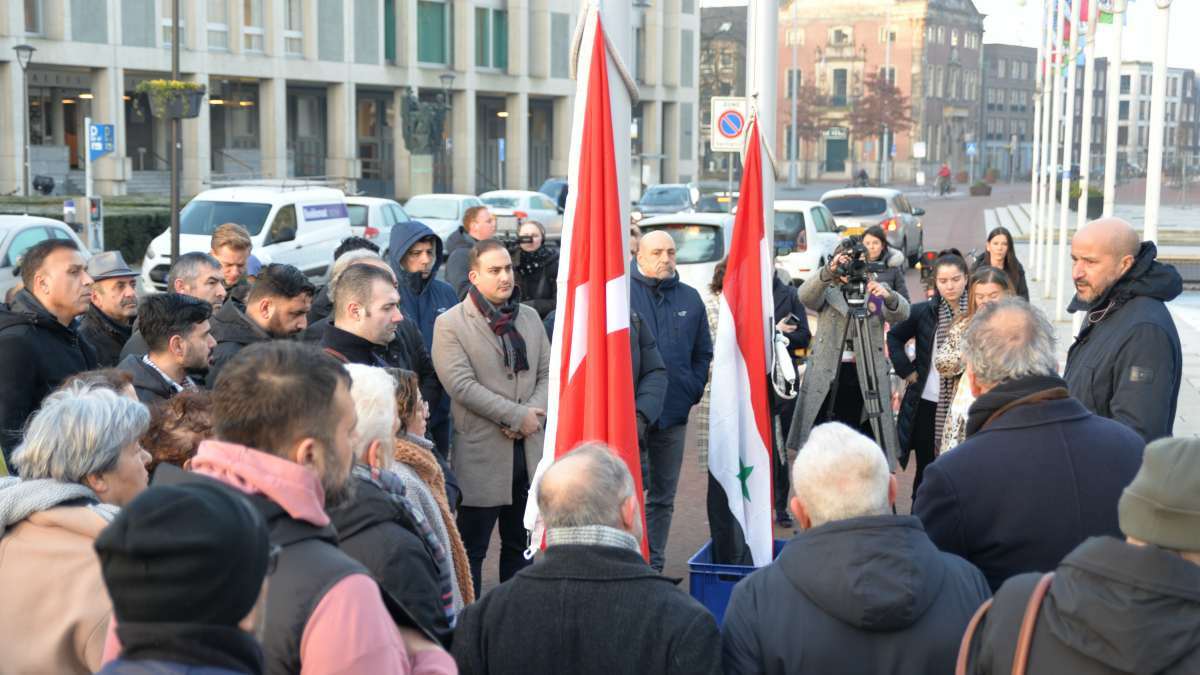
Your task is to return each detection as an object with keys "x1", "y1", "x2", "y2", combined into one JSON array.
[{"x1": 570, "y1": 2, "x2": 640, "y2": 104}]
